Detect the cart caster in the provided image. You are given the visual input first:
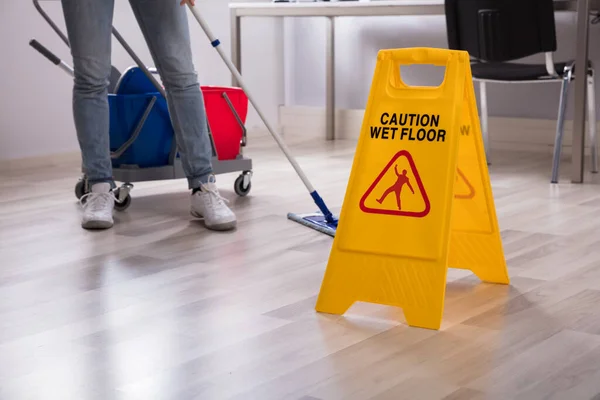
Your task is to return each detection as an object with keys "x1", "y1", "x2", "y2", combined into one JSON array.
[
  {"x1": 113, "y1": 183, "x2": 133, "y2": 211},
  {"x1": 75, "y1": 179, "x2": 87, "y2": 200},
  {"x1": 234, "y1": 171, "x2": 252, "y2": 197},
  {"x1": 114, "y1": 194, "x2": 132, "y2": 211}
]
